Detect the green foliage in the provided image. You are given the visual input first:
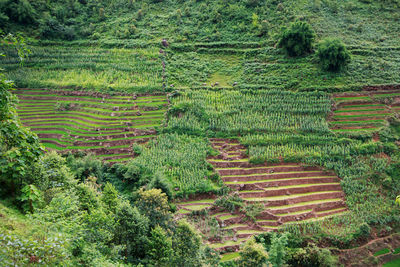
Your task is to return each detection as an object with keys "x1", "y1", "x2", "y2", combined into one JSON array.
[
  {"x1": 241, "y1": 202, "x2": 264, "y2": 221},
  {"x1": 18, "y1": 184, "x2": 43, "y2": 213},
  {"x1": 101, "y1": 182, "x2": 120, "y2": 213},
  {"x1": 237, "y1": 237, "x2": 269, "y2": 267},
  {"x1": 167, "y1": 90, "x2": 331, "y2": 136},
  {"x1": 268, "y1": 233, "x2": 289, "y2": 267},
  {"x1": 75, "y1": 181, "x2": 100, "y2": 212},
  {"x1": 288, "y1": 244, "x2": 339, "y2": 267},
  {"x1": 114, "y1": 200, "x2": 150, "y2": 261},
  {"x1": 147, "y1": 171, "x2": 173, "y2": 200},
  {"x1": 146, "y1": 225, "x2": 173, "y2": 266},
  {"x1": 396, "y1": 195, "x2": 400, "y2": 206},
  {"x1": 0, "y1": 232, "x2": 68, "y2": 266},
  {"x1": 278, "y1": 21, "x2": 315, "y2": 57},
  {"x1": 0, "y1": 33, "x2": 43, "y2": 197},
  {"x1": 30, "y1": 151, "x2": 75, "y2": 192},
  {"x1": 214, "y1": 193, "x2": 244, "y2": 213},
  {"x1": 171, "y1": 219, "x2": 202, "y2": 267},
  {"x1": 316, "y1": 38, "x2": 351, "y2": 71},
  {"x1": 1, "y1": 45, "x2": 163, "y2": 93},
  {"x1": 130, "y1": 134, "x2": 215, "y2": 196},
  {"x1": 136, "y1": 188, "x2": 171, "y2": 229},
  {"x1": 67, "y1": 154, "x2": 105, "y2": 182}
]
